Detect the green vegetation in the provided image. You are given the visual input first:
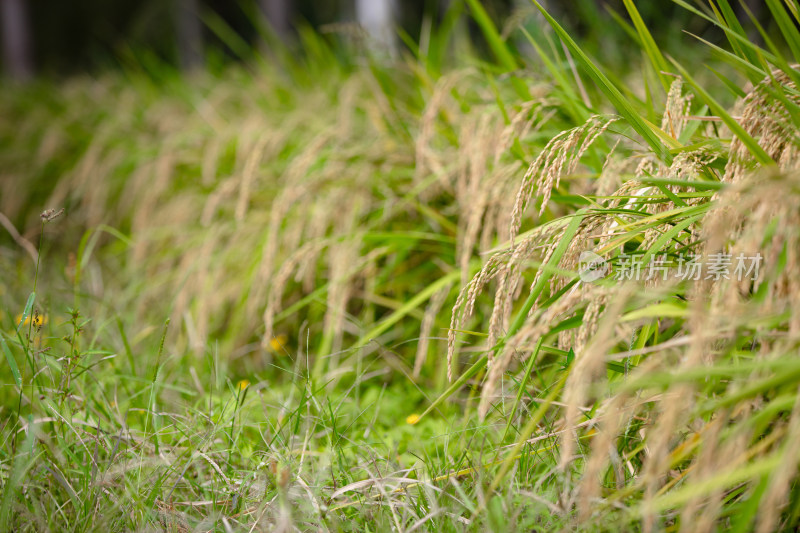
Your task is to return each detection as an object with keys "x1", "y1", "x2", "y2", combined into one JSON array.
[{"x1": 2, "y1": 1, "x2": 800, "y2": 531}]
